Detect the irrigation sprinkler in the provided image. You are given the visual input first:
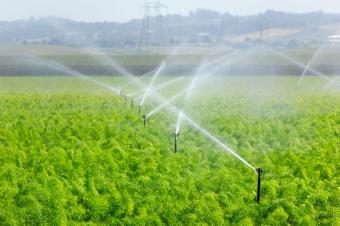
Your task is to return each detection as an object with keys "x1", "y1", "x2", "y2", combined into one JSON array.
[
  {"x1": 139, "y1": 104, "x2": 142, "y2": 114},
  {"x1": 142, "y1": 115, "x2": 147, "y2": 127},
  {"x1": 256, "y1": 168, "x2": 263, "y2": 203},
  {"x1": 34, "y1": 50, "x2": 267, "y2": 203},
  {"x1": 173, "y1": 132, "x2": 180, "y2": 153},
  {"x1": 131, "y1": 97, "x2": 134, "y2": 108}
]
